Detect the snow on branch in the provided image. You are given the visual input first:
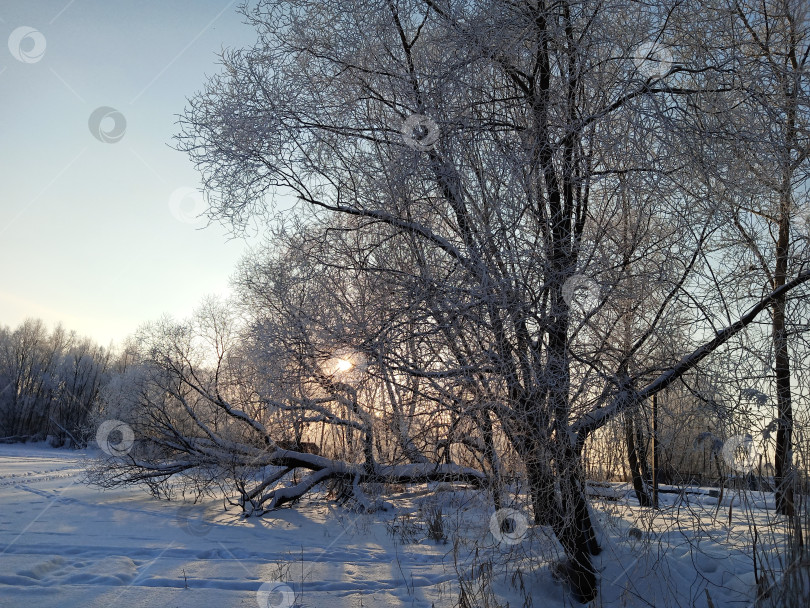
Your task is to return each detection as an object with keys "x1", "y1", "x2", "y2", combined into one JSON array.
[{"x1": 574, "y1": 270, "x2": 810, "y2": 443}]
